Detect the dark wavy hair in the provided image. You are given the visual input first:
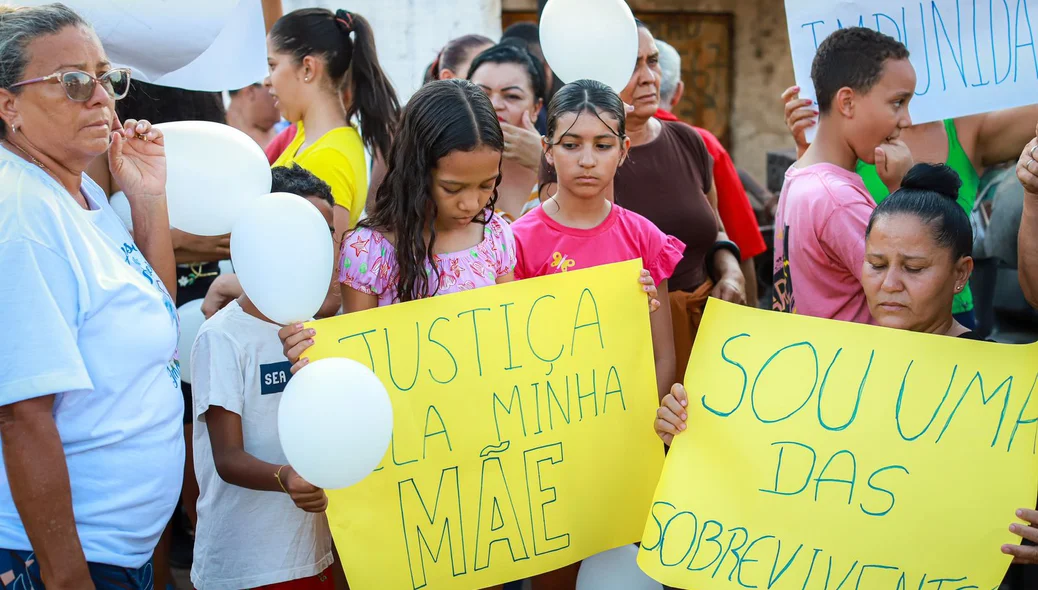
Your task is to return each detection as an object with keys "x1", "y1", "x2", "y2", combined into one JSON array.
[
  {"x1": 271, "y1": 8, "x2": 400, "y2": 158},
  {"x1": 360, "y1": 79, "x2": 503, "y2": 302},
  {"x1": 866, "y1": 163, "x2": 972, "y2": 260},
  {"x1": 116, "y1": 80, "x2": 225, "y2": 125},
  {"x1": 545, "y1": 79, "x2": 627, "y2": 142},
  {"x1": 467, "y1": 43, "x2": 547, "y2": 103}
]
